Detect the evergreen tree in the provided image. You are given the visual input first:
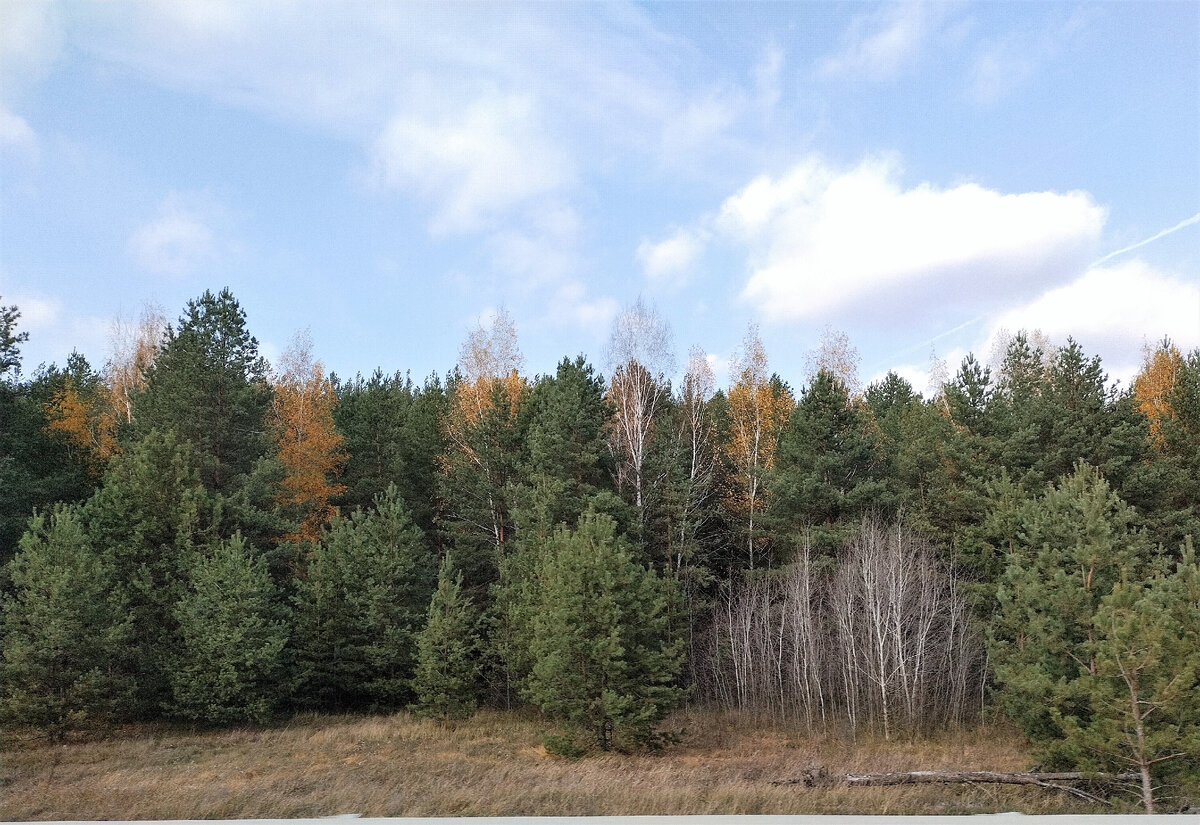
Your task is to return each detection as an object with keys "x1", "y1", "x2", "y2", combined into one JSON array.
[
  {"x1": 83, "y1": 430, "x2": 215, "y2": 712},
  {"x1": 771, "y1": 369, "x2": 889, "y2": 560},
  {"x1": 523, "y1": 511, "x2": 684, "y2": 751},
  {"x1": 1, "y1": 506, "x2": 134, "y2": 740},
  {"x1": 989, "y1": 462, "x2": 1157, "y2": 762},
  {"x1": 0, "y1": 298, "x2": 28, "y2": 380},
  {"x1": 168, "y1": 534, "x2": 289, "y2": 725},
  {"x1": 333, "y1": 370, "x2": 447, "y2": 540},
  {"x1": 441, "y1": 372, "x2": 529, "y2": 592},
  {"x1": 291, "y1": 485, "x2": 434, "y2": 709},
  {"x1": 518, "y1": 356, "x2": 616, "y2": 531},
  {"x1": 866, "y1": 372, "x2": 957, "y2": 544},
  {"x1": 1, "y1": 358, "x2": 102, "y2": 565},
  {"x1": 411, "y1": 553, "x2": 481, "y2": 721},
  {"x1": 135, "y1": 288, "x2": 272, "y2": 497},
  {"x1": 1056, "y1": 542, "x2": 1200, "y2": 812}
]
